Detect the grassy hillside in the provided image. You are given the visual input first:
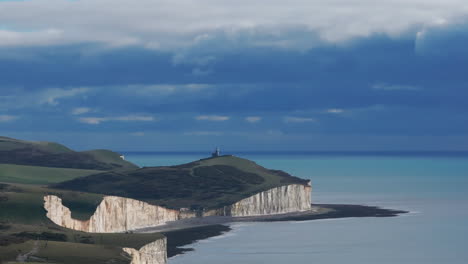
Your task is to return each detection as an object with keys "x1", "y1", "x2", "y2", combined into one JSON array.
[
  {"x1": 0, "y1": 183, "x2": 104, "y2": 223},
  {"x1": 0, "y1": 182, "x2": 166, "y2": 264},
  {"x1": 0, "y1": 223, "x2": 165, "y2": 264},
  {"x1": 0, "y1": 137, "x2": 72, "y2": 153},
  {"x1": 0, "y1": 182, "x2": 225, "y2": 264},
  {"x1": 53, "y1": 155, "x2": 310, "y2": 210},
  {"x1": 0, "y1": 164, "x2": 101, "y2": 185},
  {"x1": 0, "y1": 136, "x2": 138, "y2": 170},
  {"x1": 82, "y1": 149, "x2": 131, "y2": 167}
]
